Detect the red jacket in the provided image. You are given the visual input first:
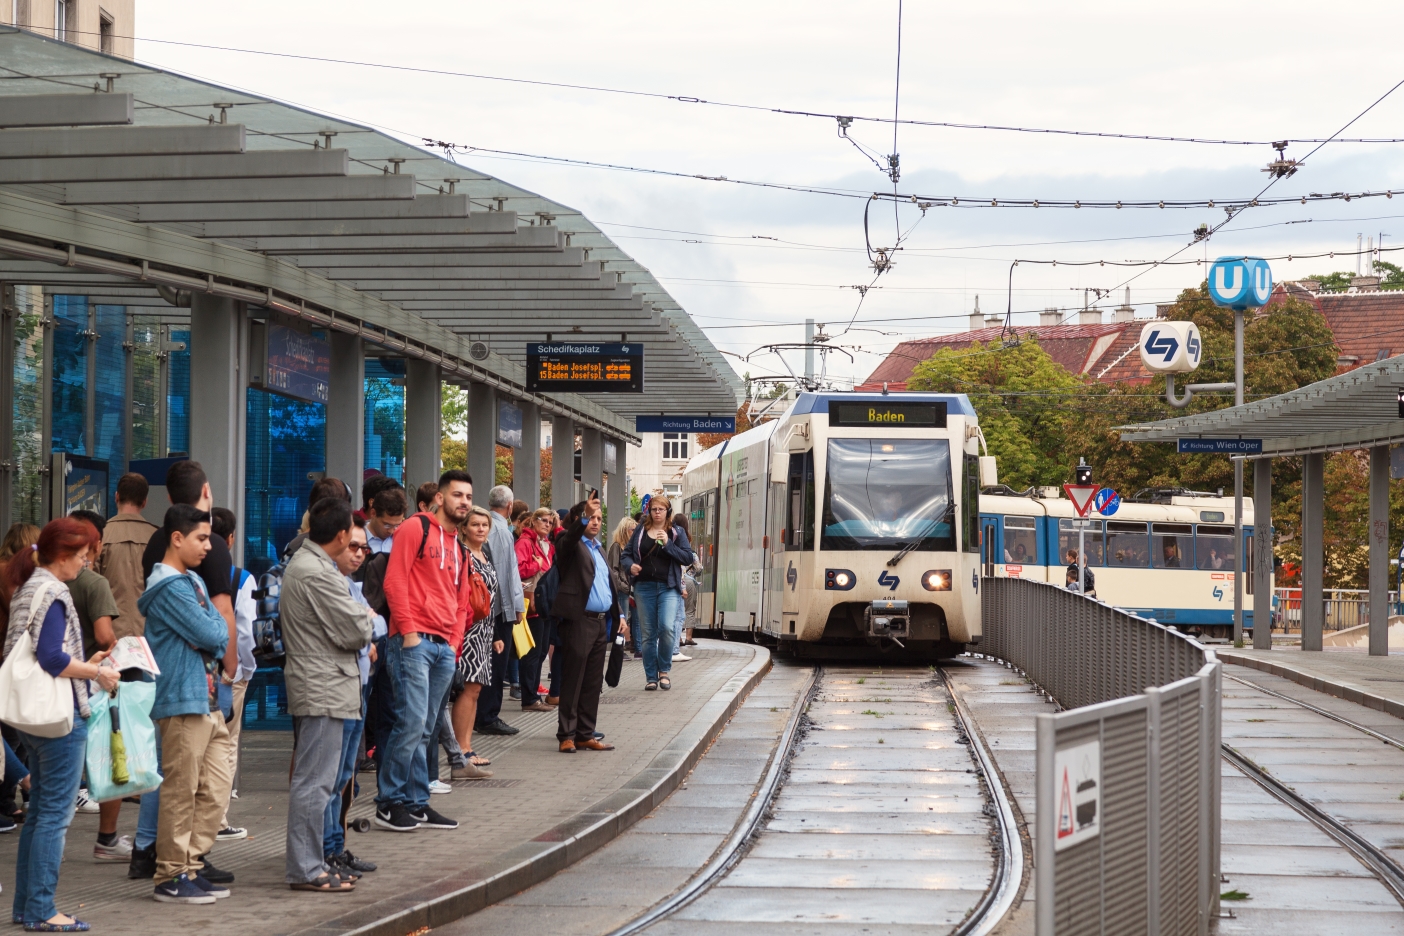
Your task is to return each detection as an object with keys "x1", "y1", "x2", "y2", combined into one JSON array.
[
  {"x1": 515, "y1": 526, "x2": 554, "y2": 581},
  {"x1": 382, "y1": 511, "x2": 472, "y2": 646}
]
